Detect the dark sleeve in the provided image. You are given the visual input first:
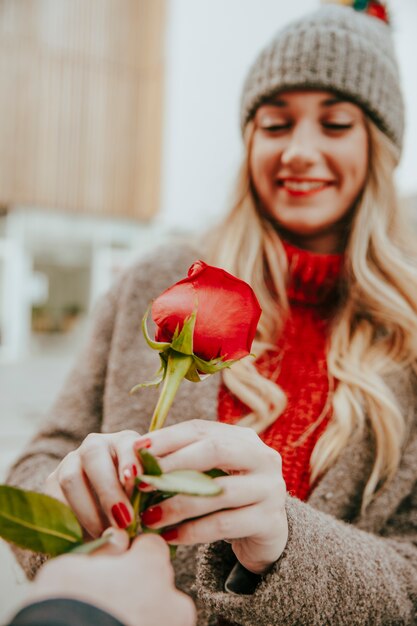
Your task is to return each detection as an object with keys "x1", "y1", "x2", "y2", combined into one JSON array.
[{"x1": 8, "y1": 599, "x2": 125, "y2": 626}]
